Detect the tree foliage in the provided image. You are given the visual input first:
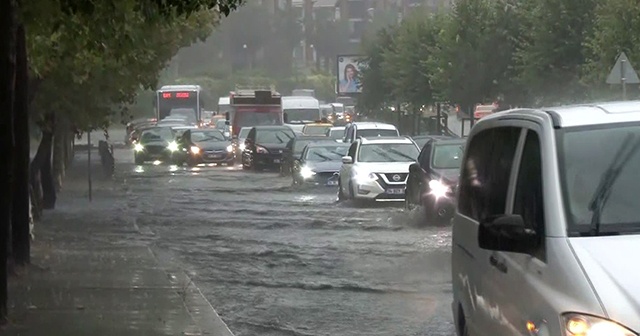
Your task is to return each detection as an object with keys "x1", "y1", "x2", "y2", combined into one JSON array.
[
  {"x1": 358, "y1": 0, "x2": 640, "y2": 112},
  {"x1": 20, "y1": 0, "x2": 243, "y2": 130}
]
